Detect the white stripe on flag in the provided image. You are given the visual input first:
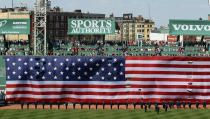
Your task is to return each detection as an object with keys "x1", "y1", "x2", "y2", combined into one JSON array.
[
  {"x1": 125, "y1": 67, "x2": 210, "y2": 72},
  {"x1": 125, "y1": 74, "x2": 210, "y2": 79},
  {"x1": 7, "y1": 81, "x2": 210, "y2": 87},
  {"x1": 6, "y1": 81, "x2": 127, "y2": 85}
]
